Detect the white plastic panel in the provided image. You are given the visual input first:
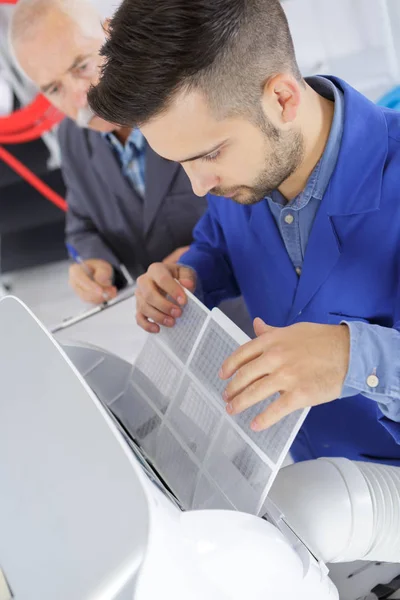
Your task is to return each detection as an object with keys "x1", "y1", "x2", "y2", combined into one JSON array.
[
  {"x1": 0, "y1": 297, "x2": 150, "y2": 600},
  {"x1": 54, "y1": 293, "x2": 146, "y2": 365}
]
